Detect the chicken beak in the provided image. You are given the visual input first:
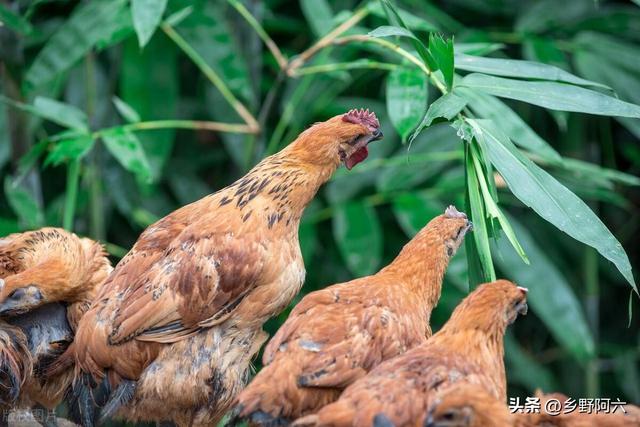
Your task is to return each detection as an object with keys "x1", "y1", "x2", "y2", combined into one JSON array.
[{"x1": 370, "y1": 128, "x2": 383, "y2": 142}]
